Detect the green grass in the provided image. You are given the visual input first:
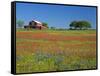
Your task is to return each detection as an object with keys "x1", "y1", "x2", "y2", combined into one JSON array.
[
  {"x1": 16, "y1": 52, "x2": 96, "y2": 73},
  {"x1": 17, "y1": 28, "x2": 96, "y2": 33}
]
